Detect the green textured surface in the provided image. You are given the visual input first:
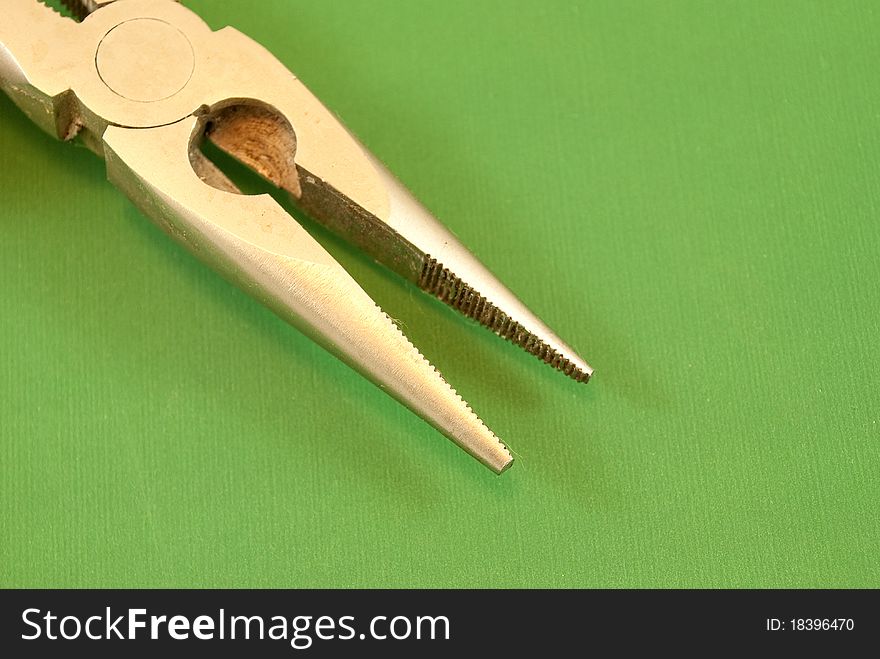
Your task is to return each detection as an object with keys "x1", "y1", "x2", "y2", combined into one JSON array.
[{"x1": 1, "y1": 0, "x2": 878, "y2": 588}]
